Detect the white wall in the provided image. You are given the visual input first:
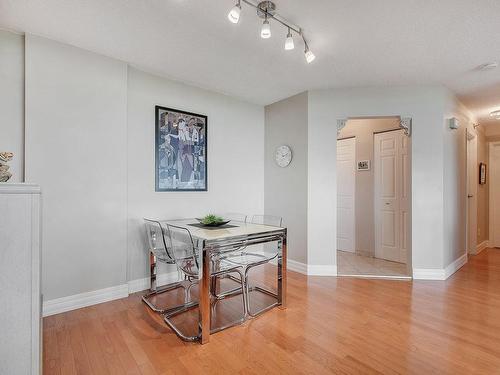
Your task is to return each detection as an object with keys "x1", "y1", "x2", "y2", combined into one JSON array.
[
  {"x1": 127, "y1": 67, "x2": 264, "y2": 281},
  {"x1": 0, "y1": 30, "x2": 24, "y2": 182},
  {"x1": 25, "y1": 35, "x2": 129, "y2": 300},
  {"x1": 264, "y1": 92, "x2": 308, "y2": 264},
  {"x1": 308, "y1": 87, "x2": 449, "y2": 271}
]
